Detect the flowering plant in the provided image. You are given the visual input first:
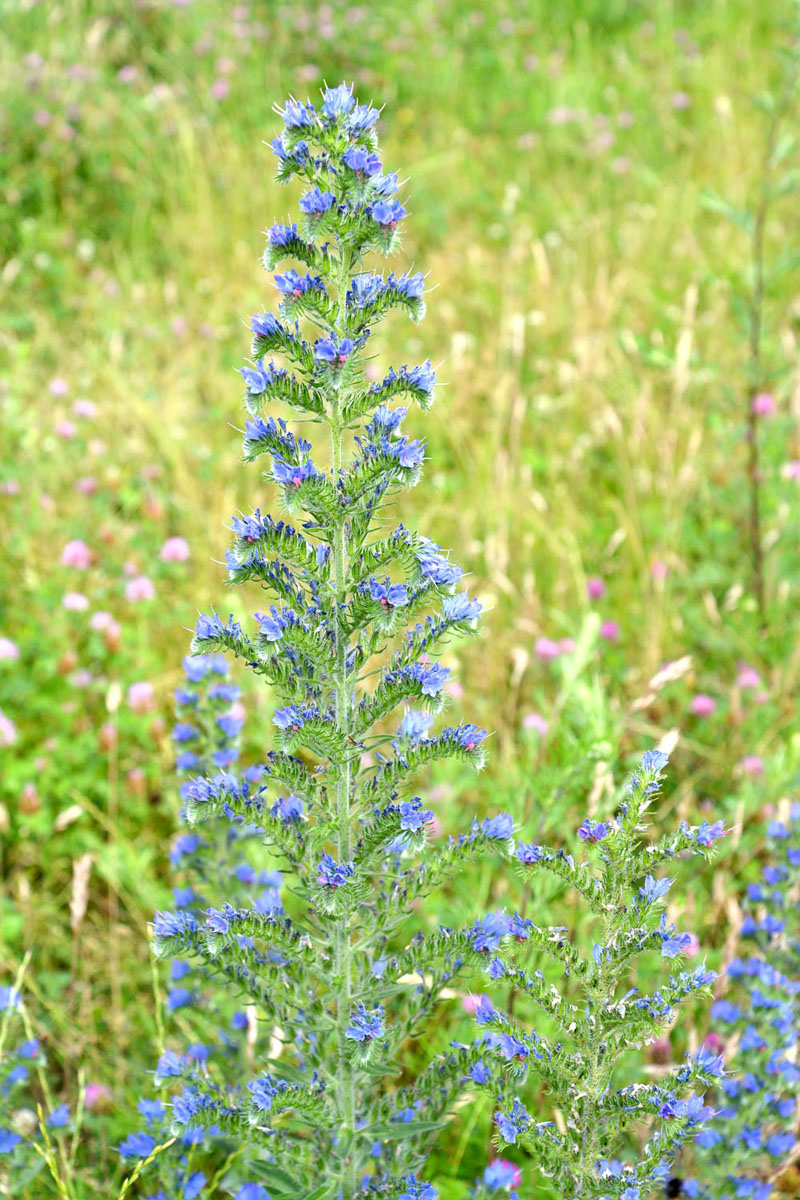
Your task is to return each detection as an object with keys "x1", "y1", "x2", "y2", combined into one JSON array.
[
  {"x1": 685, "y1": 806, "x2": 800, "y2": 1199},
  {"x1": 470, "y1": 751, "x2": 728, "y2": 1197},
  {"x1": 148, "y1": 83, "x2": 511, "y2": 1198}
]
